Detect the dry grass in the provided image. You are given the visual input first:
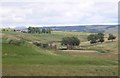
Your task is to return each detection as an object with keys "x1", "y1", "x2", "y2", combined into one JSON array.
[
  {"x1": 2, "y1": 31, "x2": 118, "y2": 76},
  {"x1": 3, "y1": 65, "x2": 118, "y2": 76}
]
